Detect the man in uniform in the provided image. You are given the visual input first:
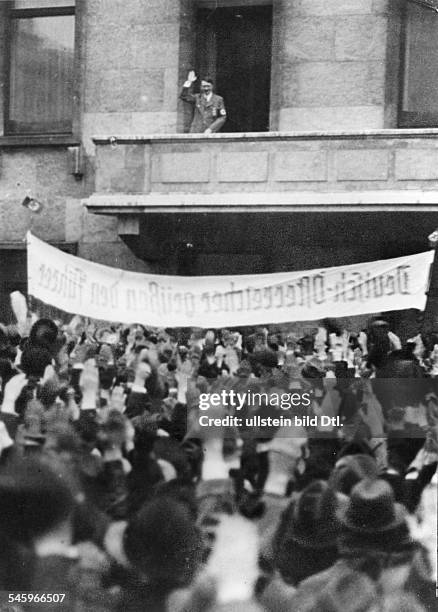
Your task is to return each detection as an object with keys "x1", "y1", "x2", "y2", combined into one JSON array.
[{"x1": 180, "y1": 71, "x2": 227, "y2": 134}]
